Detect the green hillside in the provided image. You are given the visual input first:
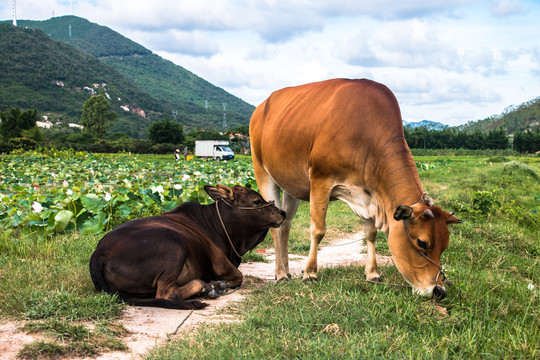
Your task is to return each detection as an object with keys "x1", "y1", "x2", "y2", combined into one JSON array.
[
  {"x1": 16, "y1": 16, "x2": 150, "y2": 58},
  {"x1": 17, "y1": 16, "x2": 254, "y2": 129},
  {"x1": 100, "y1": 54, "x2": 253, "y2": 129},
  {"x1": 0, "y1": 22, "x2": 166, "y2": 138},
  {"x1": 459, "y1": 97, "x2": 540, "y2": 134}
]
